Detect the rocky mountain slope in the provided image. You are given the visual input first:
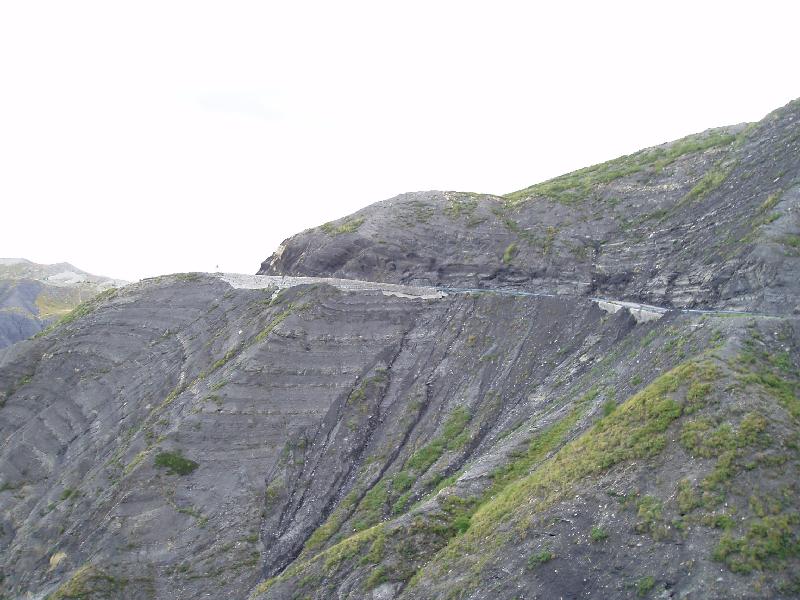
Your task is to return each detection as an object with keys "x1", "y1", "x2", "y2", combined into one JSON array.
[
  {"x1": 1, "y1": 99, "x2": 799, "y2": 600},
  {"x1": 0, "y1": 259, "x2": 126, "y2": 350},
  {"x1": 261, "y1": 100, "x2": 800, "y2": 315}
]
